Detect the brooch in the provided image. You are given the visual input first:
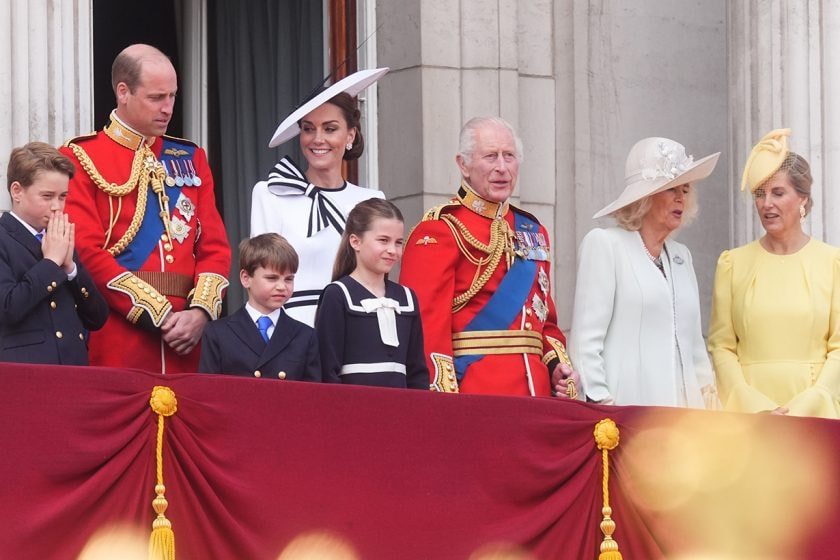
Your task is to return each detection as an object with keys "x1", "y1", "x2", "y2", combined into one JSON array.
[
  {"x1": 538, "y1": 267, "x2": 549, "y2": 296},
  {"x1": 176, "y1": 194, "x2": 196, "y2": 222},
  {"x1": 169, "y1": 216, "x2": 191, "y2": 244},
  {"x1": 531, "y1": 293, "x2": 548, "y2": 323}
]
